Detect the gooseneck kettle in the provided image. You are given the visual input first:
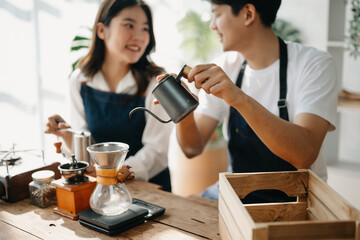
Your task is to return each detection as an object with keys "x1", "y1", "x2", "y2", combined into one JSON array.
[{"x1": 129, "y1": 65, "x2": 199, "y2": 124}]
